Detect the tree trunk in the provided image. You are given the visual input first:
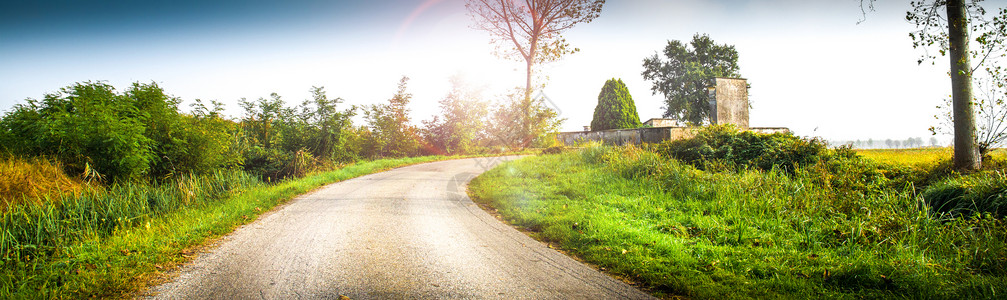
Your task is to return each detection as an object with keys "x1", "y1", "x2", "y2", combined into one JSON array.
[
  {"x1": 948, "y1": 0, "x2": 981, "y2": 170},
  {"x1": 523, "y1": 58, "x2": 534, "y2": 148}
]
